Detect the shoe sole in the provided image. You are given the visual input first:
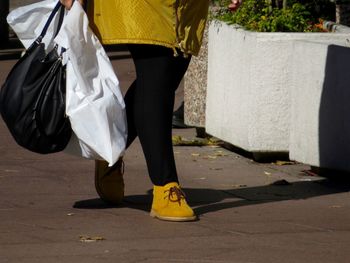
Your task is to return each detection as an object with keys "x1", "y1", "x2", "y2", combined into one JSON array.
[{"x1": 150, "y1": 210, "x2": 198, "y2": 222}]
